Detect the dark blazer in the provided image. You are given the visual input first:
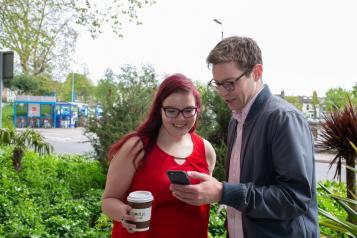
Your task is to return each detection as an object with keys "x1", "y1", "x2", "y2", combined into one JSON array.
[{"x1": 220, "y1": 86, "x2": 320, "y2": 238}]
